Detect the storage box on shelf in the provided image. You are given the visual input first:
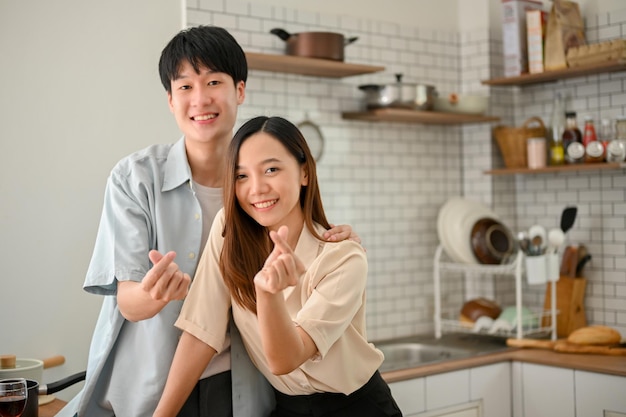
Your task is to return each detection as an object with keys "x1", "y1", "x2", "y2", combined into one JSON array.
[{"x1": 433, "y1": 245, "x2": 557, "y2": 340}]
